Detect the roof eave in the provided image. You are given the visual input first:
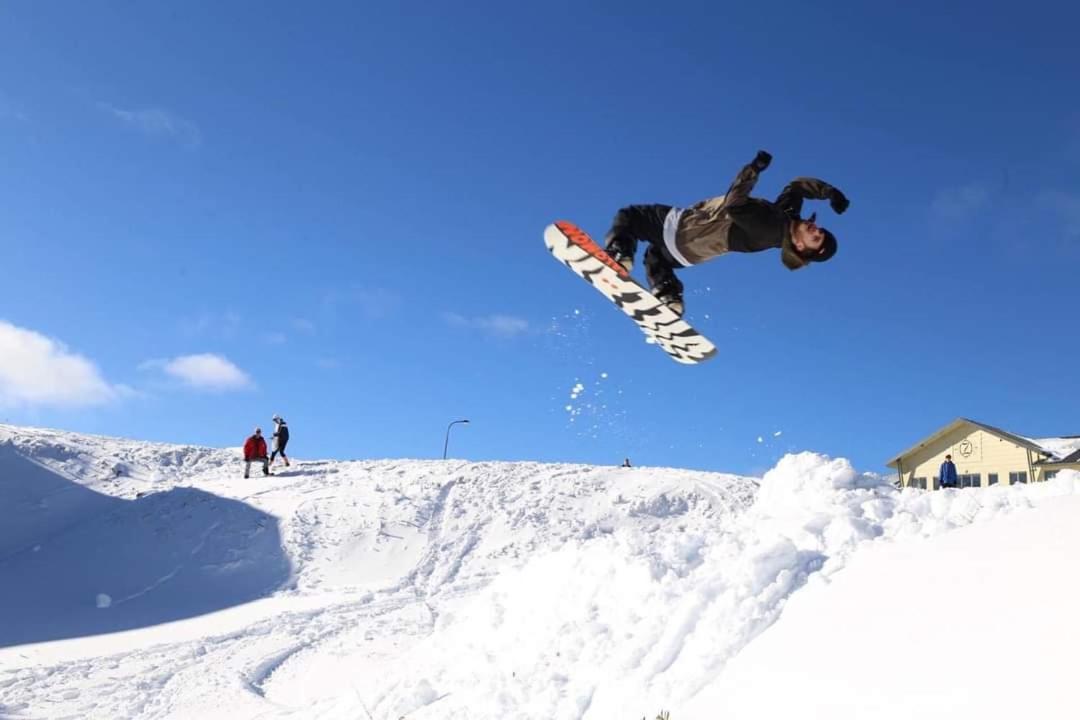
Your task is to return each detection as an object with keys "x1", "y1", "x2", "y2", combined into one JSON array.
[
  {"x1": 885, "y1": 418, "x2": 971, "y2": 468},
  {"x1": 886, "y1": 417, "x2": 1049, "y2": 468}
]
